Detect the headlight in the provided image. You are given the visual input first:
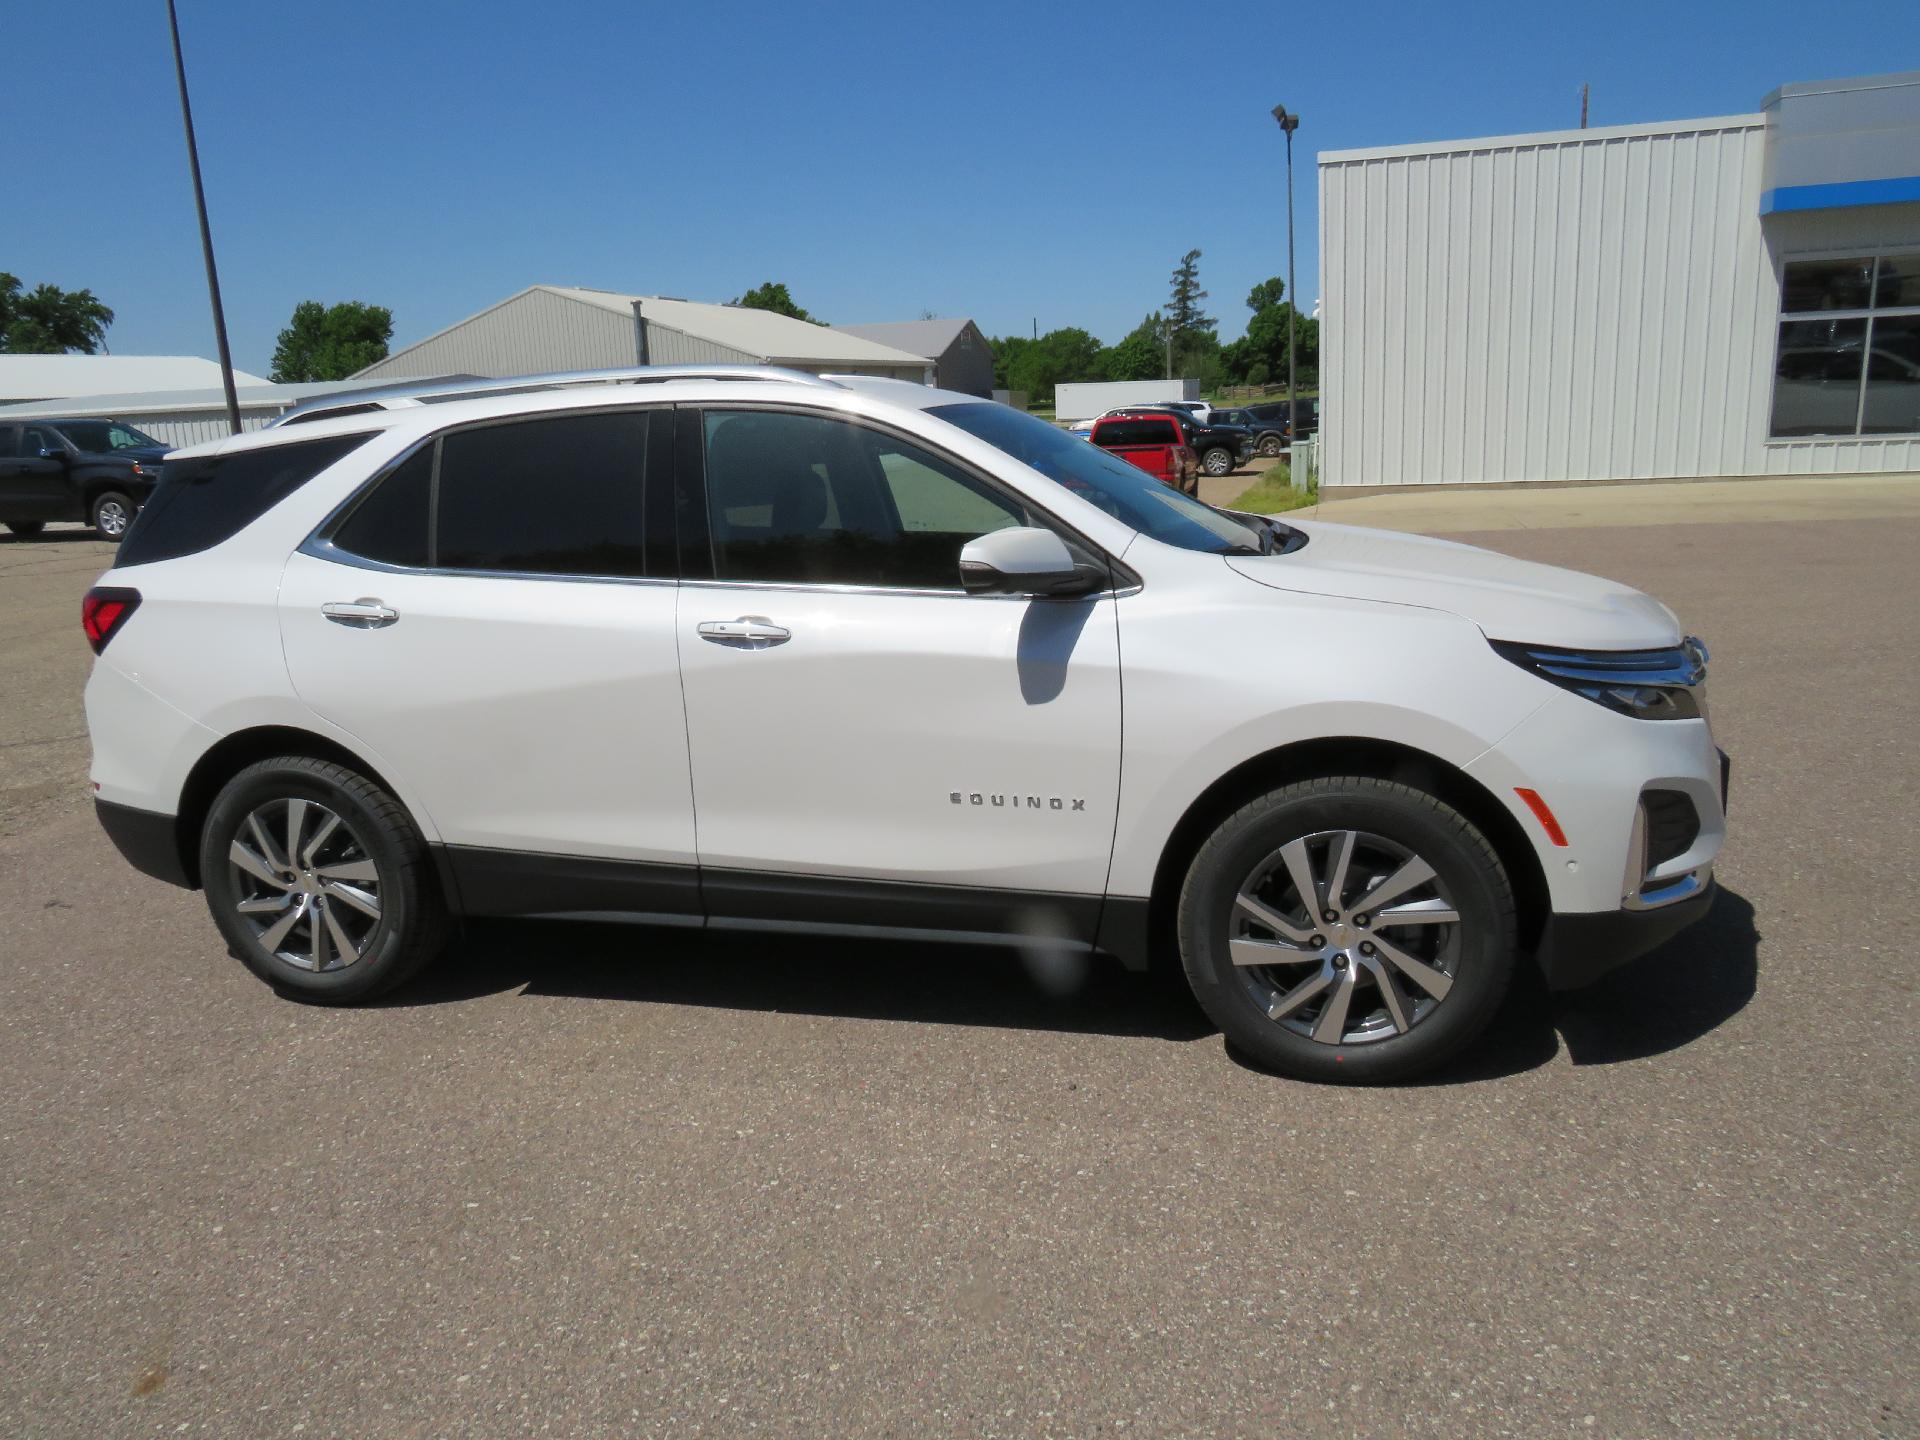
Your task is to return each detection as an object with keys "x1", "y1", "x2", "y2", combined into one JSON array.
[{"x1": 1491, "y1": 637, "x2": 1707, "y2": 720}]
